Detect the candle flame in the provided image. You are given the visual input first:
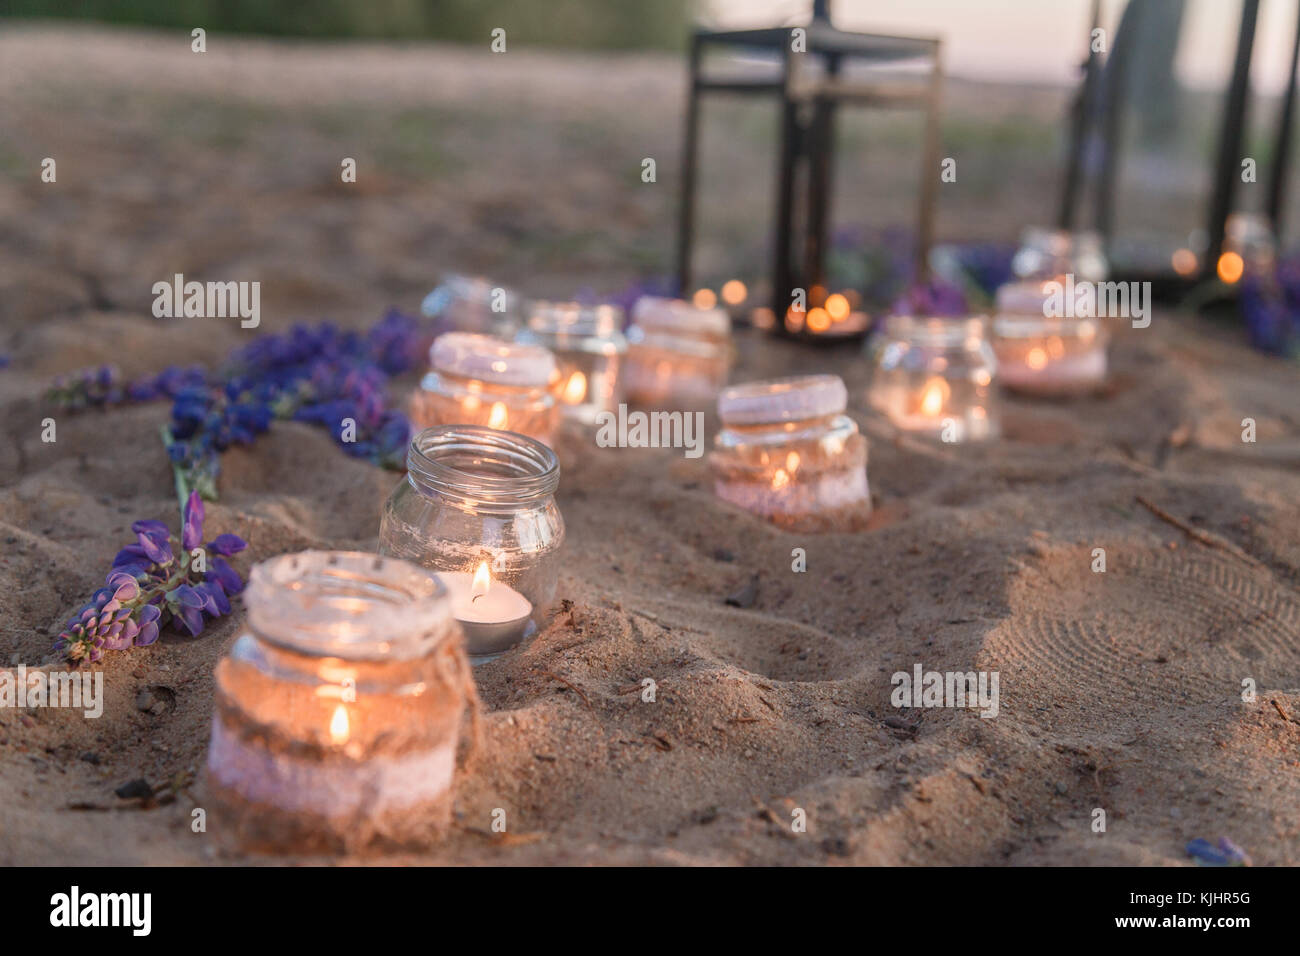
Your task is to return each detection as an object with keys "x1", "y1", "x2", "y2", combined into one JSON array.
[
  {"x1": 825, "y1": 293, "x2": 850, "y2": 322},
  {"x1": 1217, "y1": 251, "x2": 1244, "y2": 284},
  {"x1": 720, "y1": 279, "x2": 747, "y2": 306},
  {"x1": 472, "y1": 560, "x2": 492, "y2": 598},
  {"x1": 771, "y1": 468, "x2": 790, "y2": 490},
  {"x1": 1025, "y1": 347, "x2": 1048, "y2": 371},
  {"x1": 785, "y1": 451, "x2": 800, "y2": 474},
  {"x1": 920, "y1": 377, "x2": 950, "y2": 416},
  {"x1": 488, "y1": 401, "x2": 508, "y2": 430},
  {"x1": 562, "y1": 370, "x2": 587, "y2": 404},
  {"x1": 329, "y1": 704, "x2": 349, "y2": 745}
]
